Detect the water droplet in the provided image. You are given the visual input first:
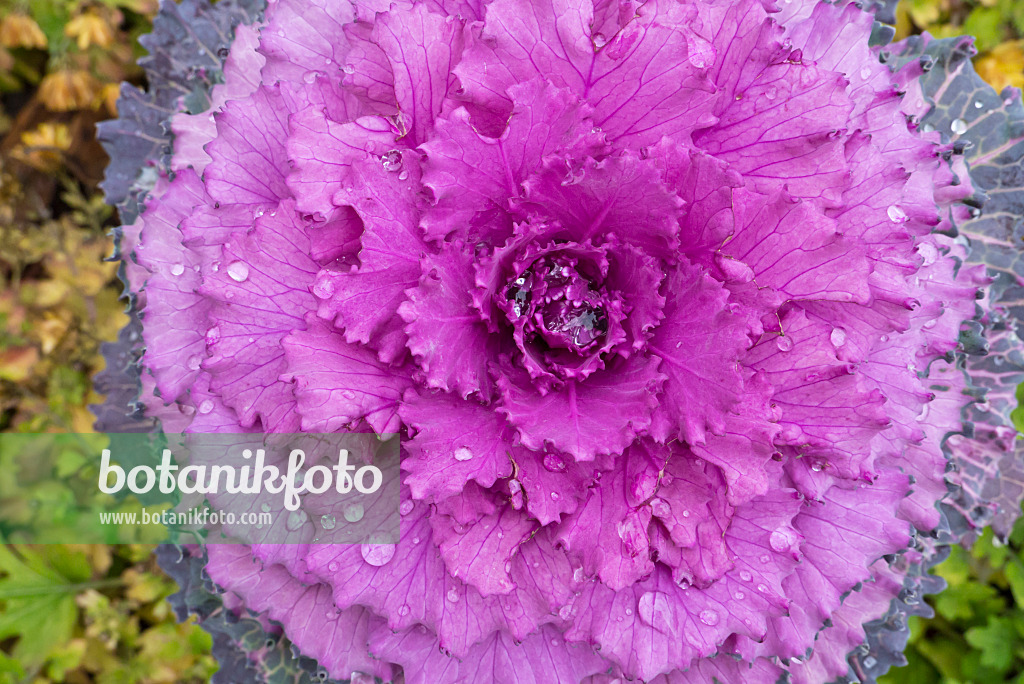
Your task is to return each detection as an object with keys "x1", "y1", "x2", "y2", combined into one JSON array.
[
  {"x1": 170, "y1": 263, "x2": 185, "y2": 276},
  {"x1": 734, "y1": 590, "x2": 745, "y2": 599},
  {"x1": 187, "y1": 355, "x2": 202, "y2": 370},
  {"x1": 361, "y1": 544, "x2": 395, "y2": 566},
  {"x1": 453, "y1": 447, "x2": 473, "y2": 462},
  {"x1": 593, "y1": 32, "x2": 607, "y2": 48},
  {"x1": 313, "y1": 276, "x2": 336, "y2": 299},
  {"x1": 573, "y1": 567, "x2": 585, "y2": 583},
  {"x1": 974, "y1": 100, "x2": 984, "y2": 109},
  {"x1": 321, "y1": 514, "x2": 337, "y2": 530},
  {"x1": 227, "y1": 261, "x2": 250, "y2": 282},
  {"x1": 400, "y1": 500, "x2": 414, "y2": 516},
  {"x1": 411, "y1": 536, "x2": 420, "y2": 544},
  {"x1": 917, "y1": 242, "x2": 938, "y2": 266},
  {"x1": 769, "y1": 526, "x2": 798, "y2": 553},
  {"x1": 206, "y1": 326, "x2": 221, "y2": 345},
  {"x1": 624, "y1": 607, "x2": 633, "y2": 616},
  {"x1": 739, "y1": 570, "x2": 752, "y2": 582},
  {"x1": 261, "y1": 502, "x2": 272, "y2": 513},
  {"x1": 398, "y1": 604, "x2": 410, "y2": 616},
  {"x1": 543, "y1": 453, "x2": 566, "y2": 472},
  {"x1": 198, "y1": 399, "x2": 215, "y2": 414},
  {"x1": 342, "y1": 64, "x2": 354, "y2": 74},
  {"x1": 950, "y1": 118, "x2": 967, "y2": 135},
  {"x1": 398, "y1": 170, "x2": 409, "y2": 181},
  {"x1": 550, "y1": 491, "x2": 560, "y2": 501},
  {"x1": 887, "y1": 205, "x2": 907, "y2": 223},
  {"x1": 776, "y1": 335, "x2": 793, "y2": 352},
  {"x1": 765, "y1": 85, "x2": 778, "y2": 100},
  {"x1": 864, "y1": 656, "x2": 878, "y2": 669},
  {"x1": 638, "y1": 591, "x2": 672, "y2": 630},
  {"x1": 860, "y1": 66, "x2": 872, "y2": 79},
  {"x1": 446, "y1": 588, "x2": 460, "y2": 602},
  {"x1": 757, "y1": 583, "x2": 769, "y2": 593},
  {"x1": 830, "y1": 328, "x2": 846, "y2": 347},
  {"x1": 286, "y1": 509, "x2": 308, "y2": 531},
  {"x1": 650, "y1": 498, "x2": 671, "y2": 518},
  {"x1": 328, "y1": 561, "x2": 339, "y2": 572},
  {"x1": 759, "y1": 554, "x2": 770, "y2": 564},
  {"x1": 699, "y1": 609, "x2": 719, "y2": 626},
  {"x1": 344, "y1": 503, "x2": 364, "y2": 522},
  {"x1": 381, "y1": 149, "x2": 403, "y2": 172}
]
